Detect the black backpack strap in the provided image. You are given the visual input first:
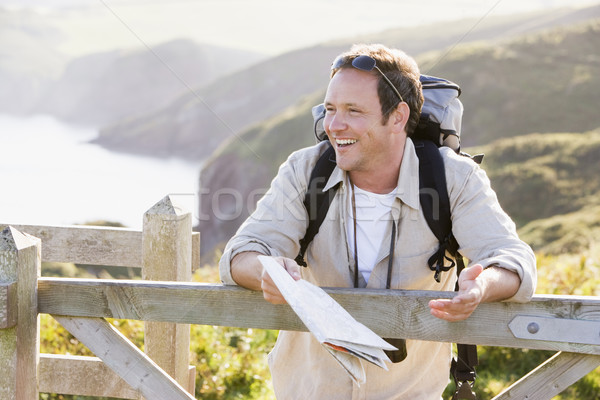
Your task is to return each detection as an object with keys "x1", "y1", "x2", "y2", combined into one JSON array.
[
  {"x1": 295, "y1": 144, "x2": 338, "y2": 267},
  {"x1": 452, "y1": 342, "x2": 479, "y2": 399},
  {"x1": 414, "y1": 139, "x2": 478, "y2": 399},
  {"x1": 452, "y1": 256, "x2": 479, "y2": 399},
  {"x1": 413, "y1": 139, "x2": 458, "y2": 282}
]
